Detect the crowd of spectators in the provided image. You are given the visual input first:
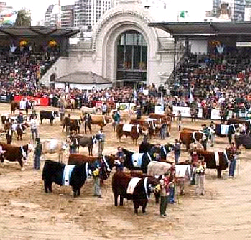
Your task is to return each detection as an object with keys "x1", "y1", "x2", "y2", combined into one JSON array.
[
  {"x1": 0, "y1": 43, "x2": 59, "y2": 102},
  {"x1": 1, "y1": 43, "x2": 251, "y2": 120},
  {"x1": 172, "y1": 48, "x2": 251, "y2": 119}
]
